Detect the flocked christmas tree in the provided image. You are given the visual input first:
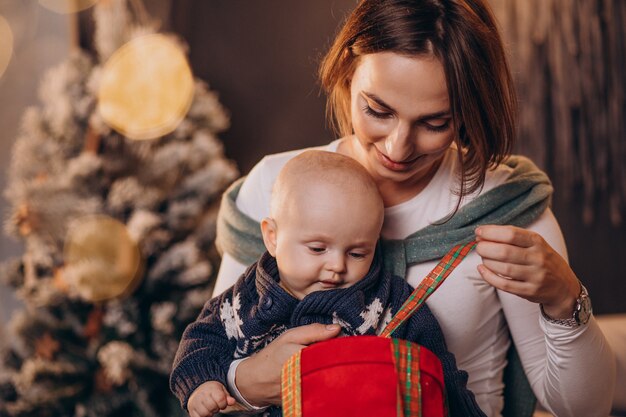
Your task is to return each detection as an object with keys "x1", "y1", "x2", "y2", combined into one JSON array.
[{"x1": 0, "y1": 1, "x2": 238, "y2": 416}]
